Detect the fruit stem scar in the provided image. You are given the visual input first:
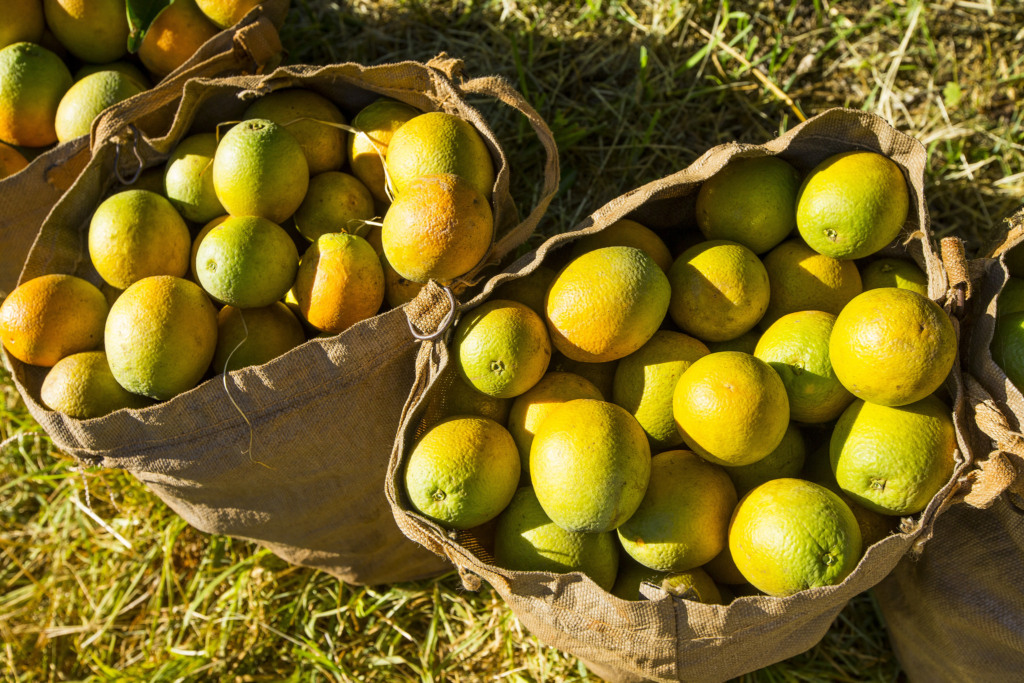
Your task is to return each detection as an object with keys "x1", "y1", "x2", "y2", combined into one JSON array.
[
  {"x1": 870, "y1": 478, "x2": 886, "y2": 491},
  {"x1": 432, "y1": 489, "x2": 446, "y2": 501},
  {"x1": 825, "y1": 228, "x2": 838, "y2": 242},
  {"x1": 490, "y1": 359, "x2": 505, "y2": 374}
]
